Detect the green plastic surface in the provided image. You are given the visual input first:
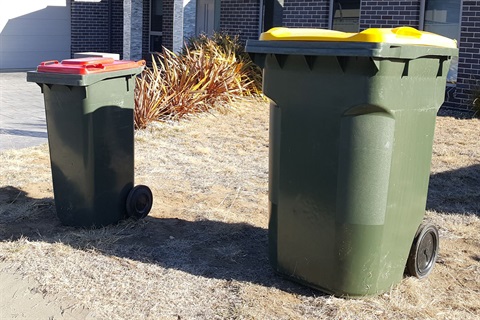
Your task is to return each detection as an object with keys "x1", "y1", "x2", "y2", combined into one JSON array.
[
  {"x1": 27, "y1": 68, "x2": 142, "y2": 227},
  {"x1": 246, "y1": 41, "x2": 458, "y2": 297}
]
